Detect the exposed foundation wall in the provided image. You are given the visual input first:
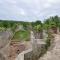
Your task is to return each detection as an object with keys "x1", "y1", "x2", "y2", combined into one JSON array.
[
  {"x1": 15, "y1": 43, "x2": 46, "y2": 60},
  {"x1": 0, "y1": 41, "x2": 10, "y2": 60},
  {"x1": 0, "y1": 53, "x2": 6, "y2": 60},
  {"x1": 34, "y1": 31, "x2": 43, "y2": 39},
  {"x1": 0, "y1": 30, "x2": 13, "y2": 60},
  {"x1": 16, "y1": 31, "x2": 47, "y2": 60}
]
